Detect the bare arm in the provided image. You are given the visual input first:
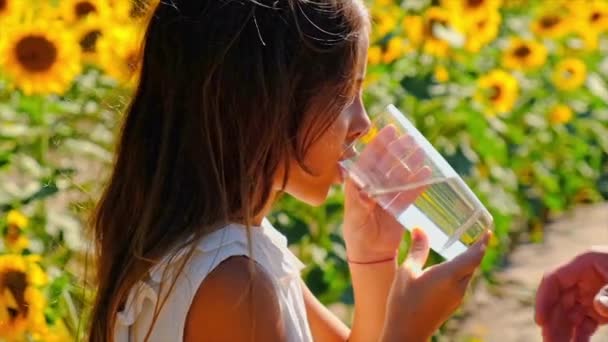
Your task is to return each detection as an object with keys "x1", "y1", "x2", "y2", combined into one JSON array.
[
  {"x1": 302, "y1": 280, "x2": 350, "y2": 342},
  {"x1": 348, "y1": 260, "x2": 397, "y2": 342},
  {"x1": 185, "y1": 256, "x2": 286, "y2": 341},
  {"x1": 303, "y1": 259, "x2": 396, "y2": 342}
]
